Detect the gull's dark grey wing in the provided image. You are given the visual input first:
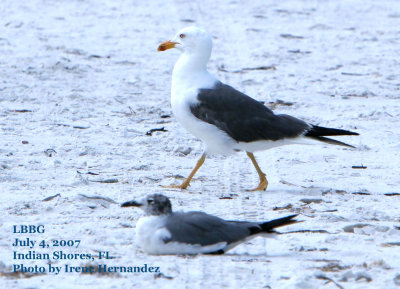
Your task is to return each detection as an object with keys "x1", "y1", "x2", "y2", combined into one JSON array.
[
  {"x1": 190, "y1": 82, "x2": 310, "y2": 142},
  {"x1": 164, "y1": 211, "x2": 259, "y2": 246}
]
